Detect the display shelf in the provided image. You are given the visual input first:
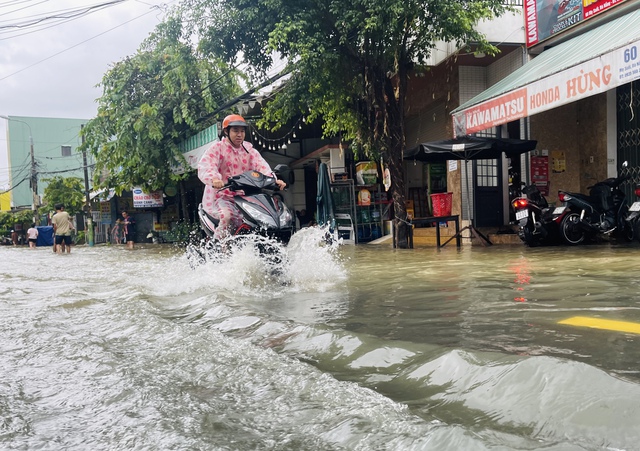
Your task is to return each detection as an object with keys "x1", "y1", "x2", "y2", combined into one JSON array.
[
  {"x1": 331, "y1": 180, "x2": 387, "y2": 243},
  {"x1": 354, "y1": 184, "x2": 386, "y2": 243}
]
